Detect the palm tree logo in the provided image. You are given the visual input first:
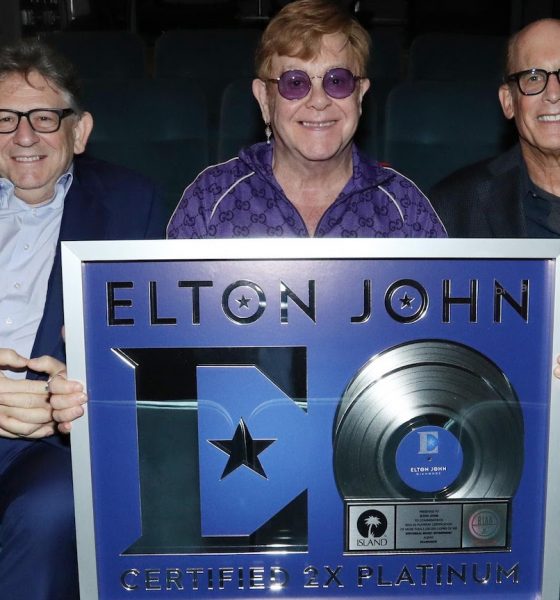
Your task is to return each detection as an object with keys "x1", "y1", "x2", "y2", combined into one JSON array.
[
  {"x1": 365, "y1": 515, "x2": 382, "y2": 537},
  {"x1": 357, "y1": 510, "x2": 388, "y2": 538}
]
